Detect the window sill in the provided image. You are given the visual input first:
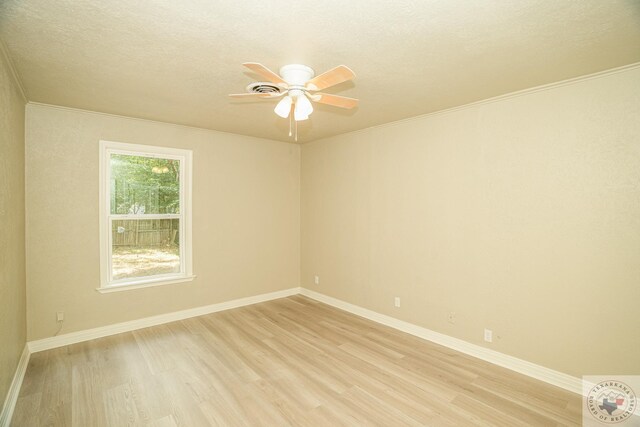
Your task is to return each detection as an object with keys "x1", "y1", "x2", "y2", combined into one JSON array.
[{"x1": 96, "y1": 275, "x2": 196, "y2": 293}]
